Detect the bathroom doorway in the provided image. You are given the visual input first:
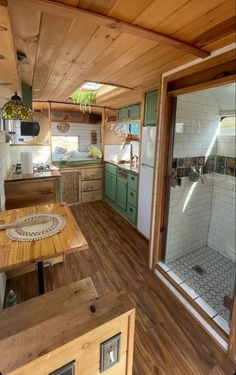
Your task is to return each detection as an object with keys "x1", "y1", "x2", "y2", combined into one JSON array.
[{"x1": 160, "y1": 83, "x2": 235, "y2": 335}]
